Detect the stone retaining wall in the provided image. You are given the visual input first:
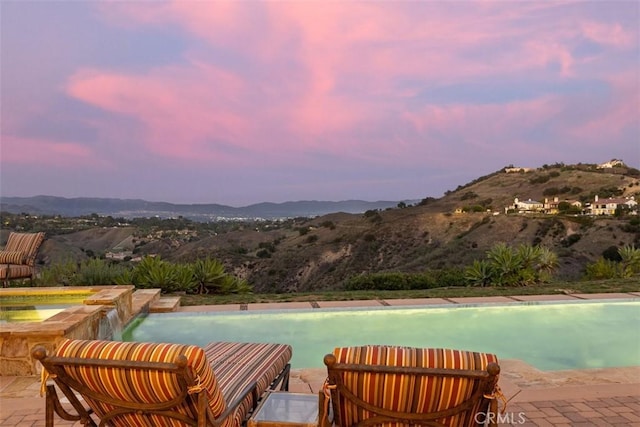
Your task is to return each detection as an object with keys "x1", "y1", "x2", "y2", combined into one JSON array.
[{"x1": 0, "y1": 285, "x2": 136, "y2": 376}]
